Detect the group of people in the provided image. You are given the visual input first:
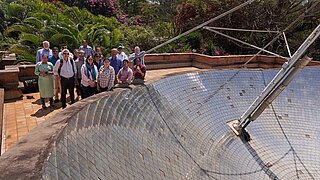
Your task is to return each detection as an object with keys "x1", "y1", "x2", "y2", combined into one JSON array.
[{"x1": 35, "y1": 40, "x2": 147, "y2": 109}]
